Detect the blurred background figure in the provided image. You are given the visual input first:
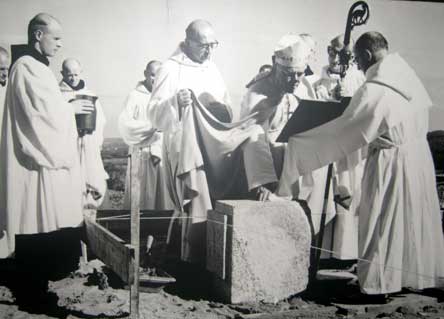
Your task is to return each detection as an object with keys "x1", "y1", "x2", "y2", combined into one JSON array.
[
  {"x1": 314, "y1": 34, "x2": 365, "y2": 101},
  {"x1": 59, "y1": 58, "x2": 109, "y2": 209},
  {"x1": 312, "y1": 34, "x2": 367, "y2": 262},
  {"x1": 0, "y1": 46, "x2": 10, "y2": 130},
  {"x1": 118, "y1": 60, "x2": 173, "y2": 211},
  {"x1": 299, "y1": 33, "x2": 318, "y2": 82},
  {"x1": 245, "y1": 64, "x2": 272, "y2": 89}
]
